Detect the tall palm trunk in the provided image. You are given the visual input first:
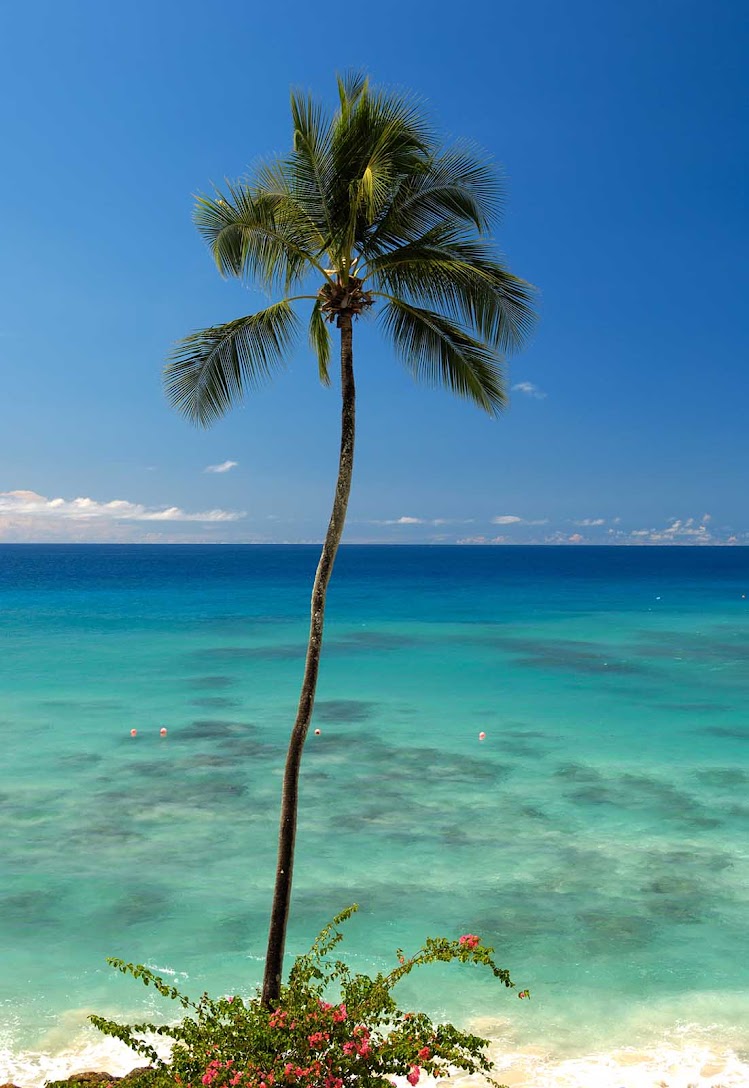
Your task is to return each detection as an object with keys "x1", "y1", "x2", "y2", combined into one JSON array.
[{"x1": 261, "y1": 312, "x2": 356, "y2": 1007}]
